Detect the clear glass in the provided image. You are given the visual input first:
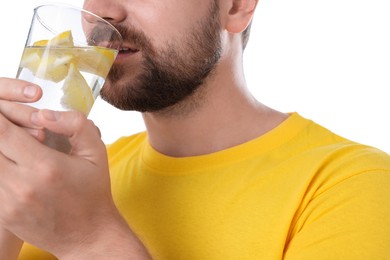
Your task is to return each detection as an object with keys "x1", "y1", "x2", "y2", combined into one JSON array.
[{"x1": 16, "y1": 4, "x2": 123, "y2": 153}]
